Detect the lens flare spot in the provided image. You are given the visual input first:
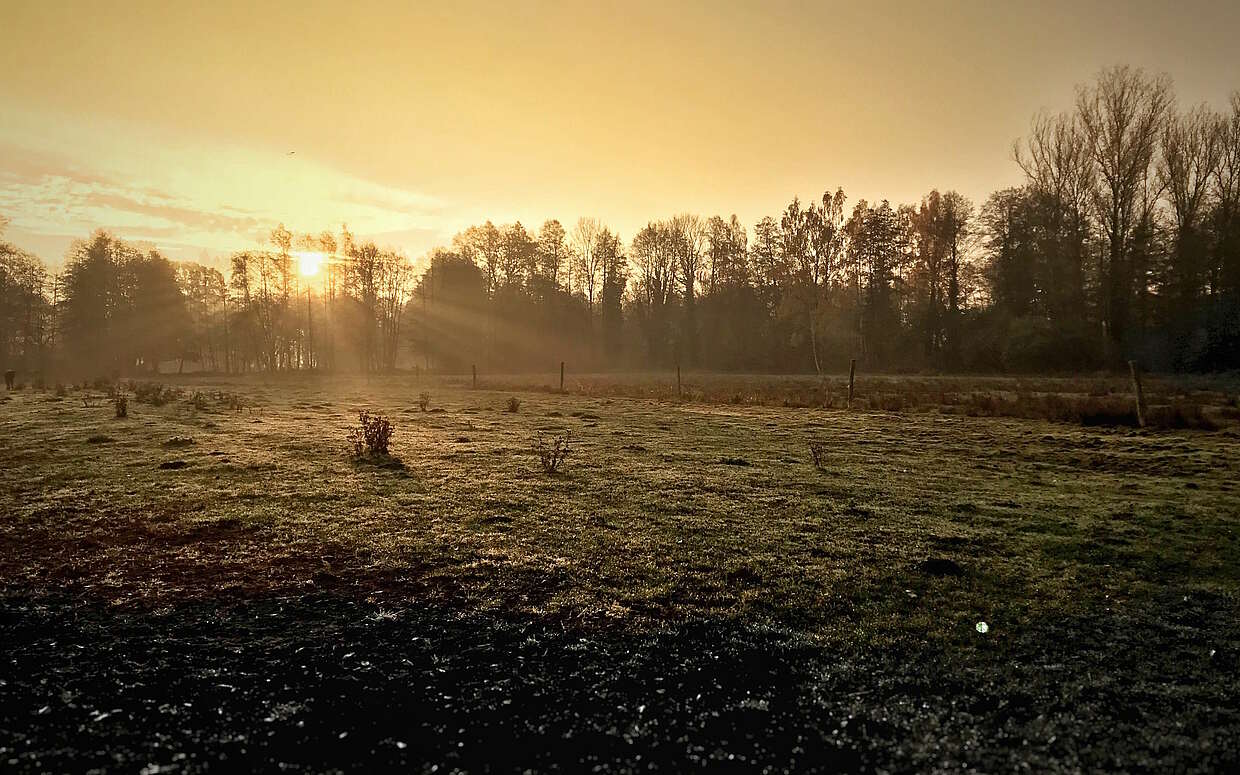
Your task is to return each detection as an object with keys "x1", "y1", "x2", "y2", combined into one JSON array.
[{"x1": 295, "y1": 251, "x2": 323, "y2": 277}]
